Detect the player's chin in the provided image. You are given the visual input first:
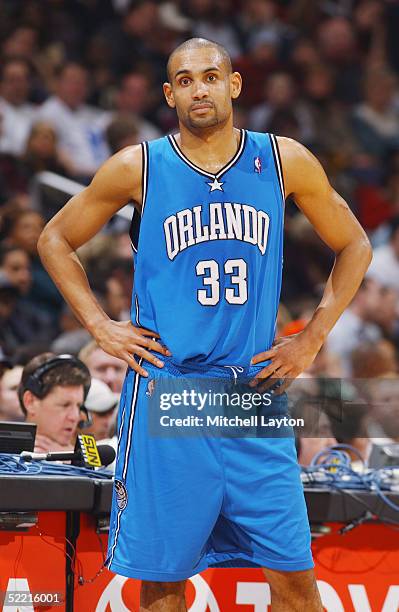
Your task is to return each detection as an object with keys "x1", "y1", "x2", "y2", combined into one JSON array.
[{"x1": 188, "y1": 115, "x2": 219, "y2": 129}]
